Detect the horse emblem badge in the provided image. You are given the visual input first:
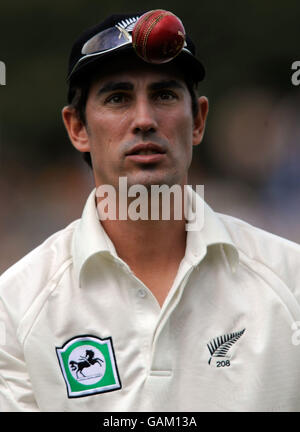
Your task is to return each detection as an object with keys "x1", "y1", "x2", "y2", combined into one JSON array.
[{"x1": 56, "y1": 335, "x2": 121, "y2": 398}]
